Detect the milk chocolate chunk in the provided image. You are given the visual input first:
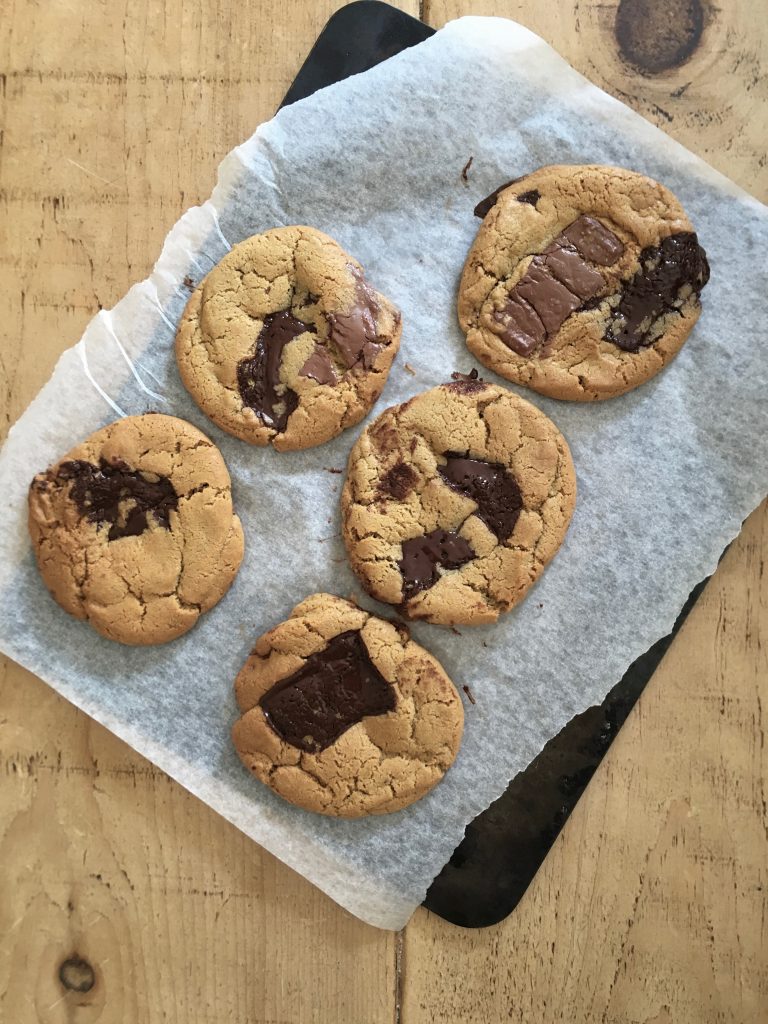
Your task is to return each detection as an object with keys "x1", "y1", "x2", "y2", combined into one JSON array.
[
  {"x1": 605, "y1": 231, "x2": 709, "y2": 352},
  {"x1": 439, "y1": 455, "x2": 523, "y2": 540},
  {"x1": 516, "y1": 260, "x2": 582, "y2": 334},
  {"x1": 54, "y1": 458, "x2": 177, "y2": 541},
  {"x1": 299, "y1": 345, "x2": 338, "y2": 385},
  {"x1": 542, "y1": 244, "x2": 606, "y2": 299},
  {"x1": 400, "y1": 529, "x2": 475, "y2": 600},
  {"x1": 260, "y1": 630, "x2": 395, "y2": 753},
  {"x1": 561, "y1": 215, "x2": 625, "y2": 266},
  {"x1": 328, "y1": 268, "x2": 380, "y2": 369},
  {"x1": 490, "y1": 294, "x2": 546, "y2": 356},
  {"x1": 237, "y1": 310, "x2": 313, "y2": 431}
]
